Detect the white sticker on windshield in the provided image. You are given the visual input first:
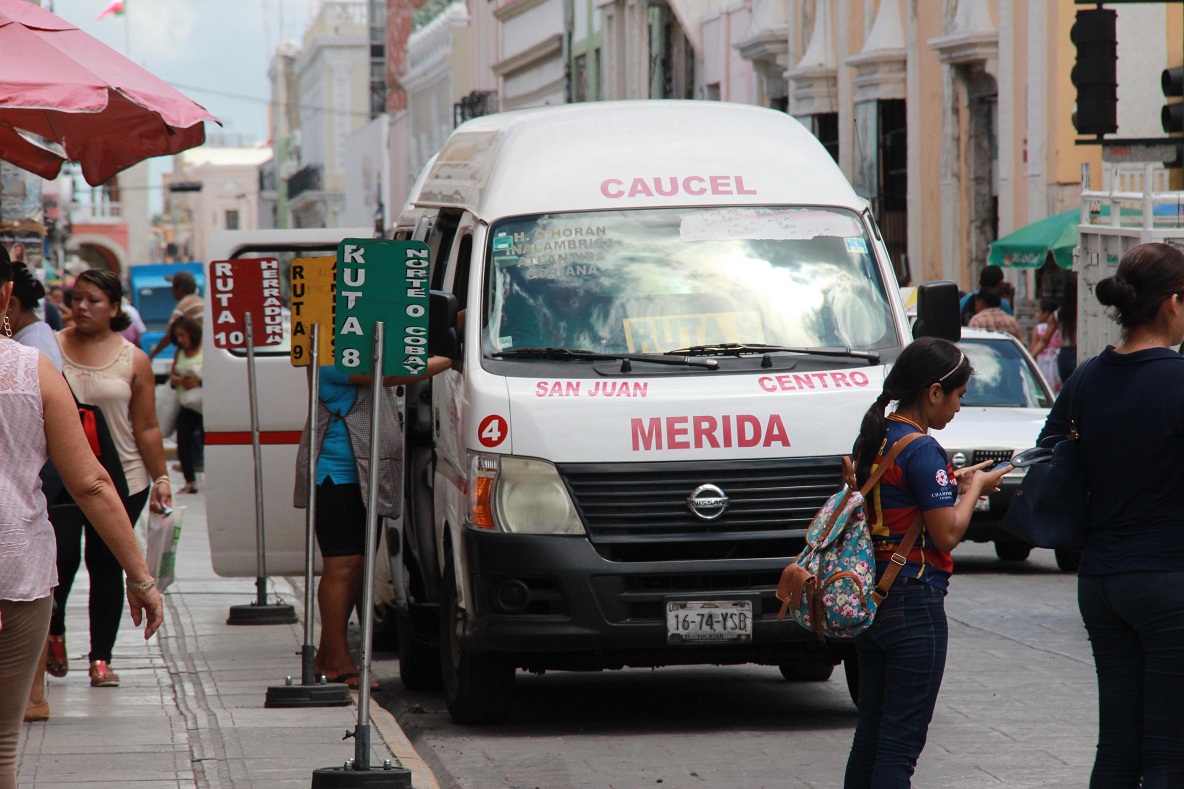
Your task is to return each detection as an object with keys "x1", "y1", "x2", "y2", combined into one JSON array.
[{"x1": 680, "y1": 208, "x2": 863, "y2": 242}]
